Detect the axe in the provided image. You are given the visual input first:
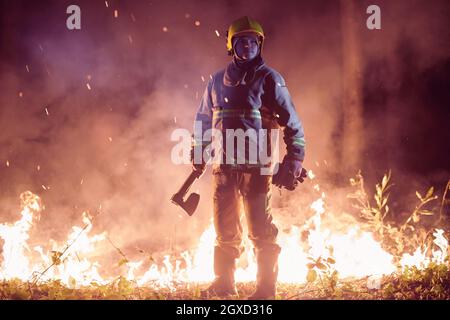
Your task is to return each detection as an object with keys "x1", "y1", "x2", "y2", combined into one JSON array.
[{"x1": 170, "y1": 169, "x2": 203, "y2": 216}]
